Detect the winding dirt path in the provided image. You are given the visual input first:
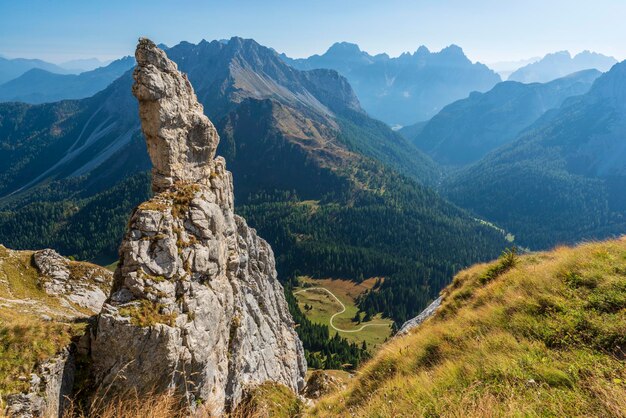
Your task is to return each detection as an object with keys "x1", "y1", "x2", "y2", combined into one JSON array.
[{"x1": 294, "y1": 287, "x2": 390, "y2": 333}]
